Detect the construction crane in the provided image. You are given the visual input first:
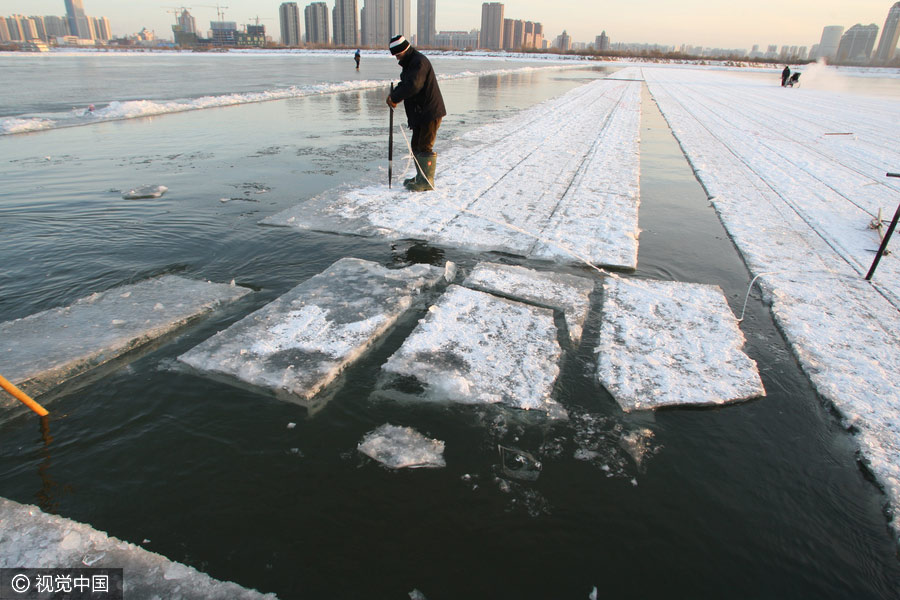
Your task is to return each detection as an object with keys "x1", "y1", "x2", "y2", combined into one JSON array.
[
  {"x1": 163, "y1": 6, "x2": 193, "y2": 24},
  {"x1": 248, "y1": 16, "x2": 273, "y2": 26},
  {"x1": 197, "y1": 4, "x2": 229, "y2": 23}
]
